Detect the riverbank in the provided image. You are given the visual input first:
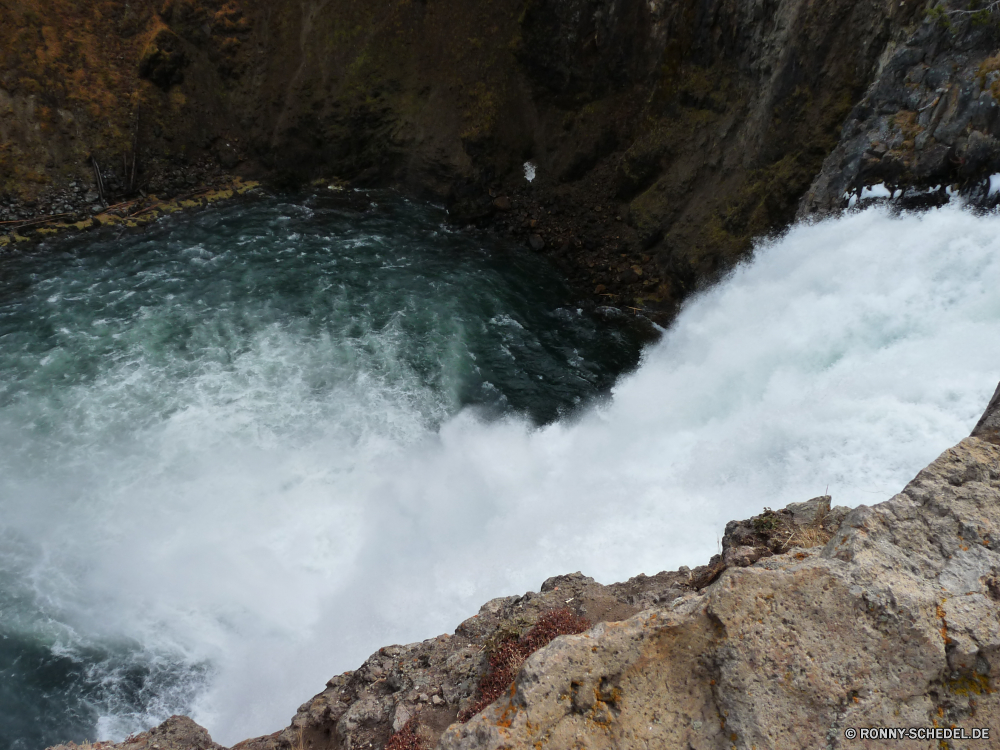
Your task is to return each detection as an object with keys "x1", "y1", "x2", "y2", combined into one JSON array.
[{"x1": 0, "y1": 176, "x2": 261, "y2": 249}]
